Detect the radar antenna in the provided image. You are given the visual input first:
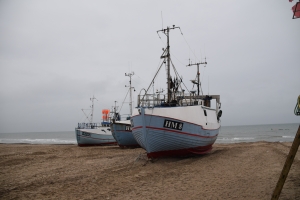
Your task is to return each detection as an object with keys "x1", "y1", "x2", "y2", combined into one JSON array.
[{"x1": 186, "y1": 58, "x2": 207, "y2": 96}]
